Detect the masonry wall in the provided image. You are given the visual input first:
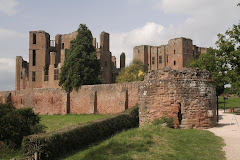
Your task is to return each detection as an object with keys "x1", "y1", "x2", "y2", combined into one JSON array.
[
  {"x1": 70, "y1": 82, "x2": 140, "y2": 114},
  {"x1": 0, "y1": 89, "x2": 68, "y2": 115},
  {"x1": 139, "y1": 68, "x2": 217, "y2": 129},
  {"x1": 0, "y1": 82, "x2": 140, "y2": 115}
]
